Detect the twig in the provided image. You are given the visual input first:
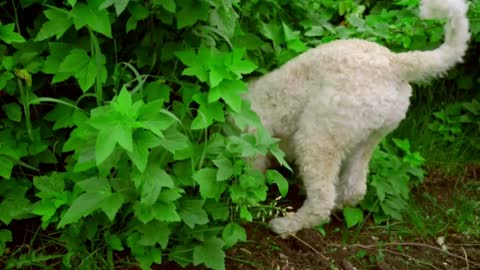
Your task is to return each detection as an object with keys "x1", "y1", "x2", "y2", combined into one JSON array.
[
  {"x1": 328, "y1": 242, "x2": 480, "y2": 268},
  {"x1": 448, "y1": 243, "x2": 480, "y2": 247},
  {"x1": 461, "y1": 247, "x2": 469, "y2": 270},
  {"x1": 289, "y1": 233, "x2": 330, "y2": 262}
]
